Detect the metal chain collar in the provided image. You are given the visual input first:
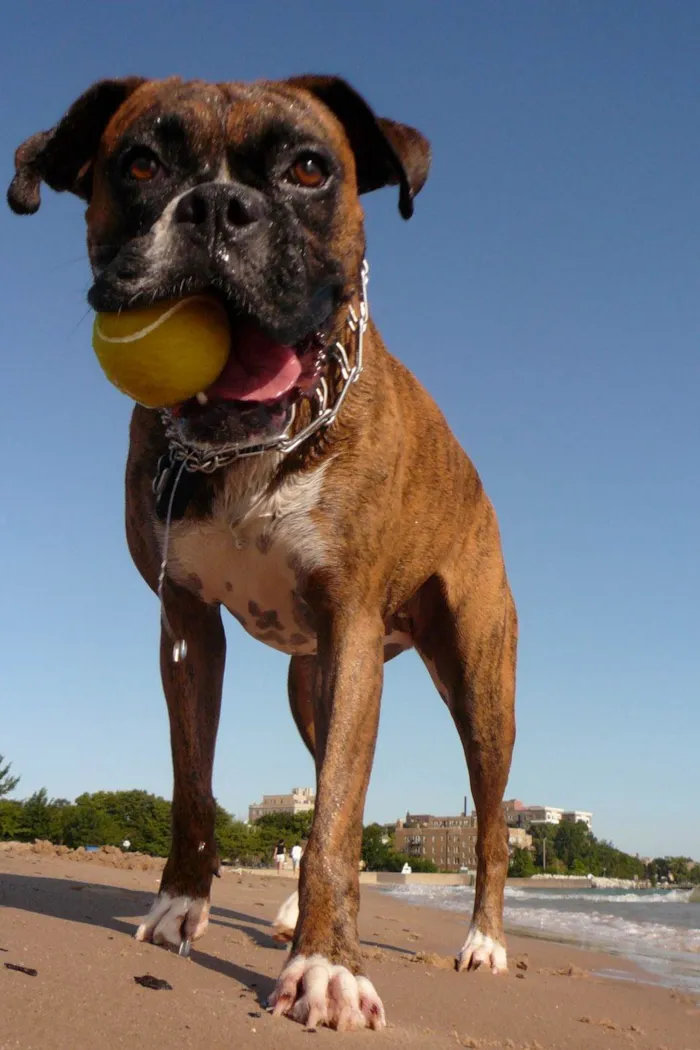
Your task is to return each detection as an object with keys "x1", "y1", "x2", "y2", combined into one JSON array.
[{"x1": 158, "y1": 259, "x2": 369, "y2": 475}]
